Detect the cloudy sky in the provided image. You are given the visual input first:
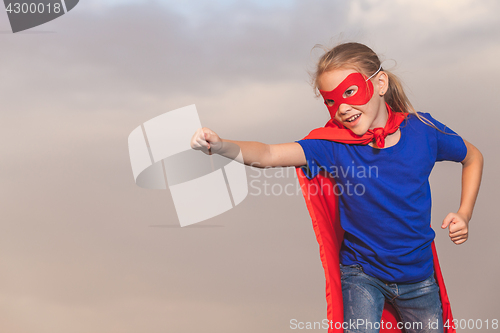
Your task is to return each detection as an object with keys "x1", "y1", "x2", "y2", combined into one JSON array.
[{"x1": 0, "y1": 0, "x2": 499, "y2": 332}]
